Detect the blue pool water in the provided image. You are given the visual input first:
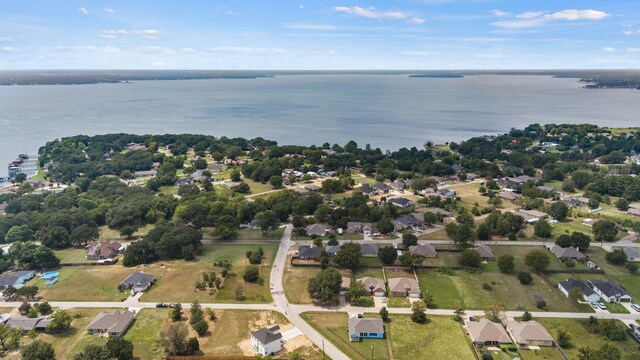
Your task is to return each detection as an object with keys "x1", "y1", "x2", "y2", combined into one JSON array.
[{"x1": 41, "y1": 271, "x2": 59, "y2": 280}]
